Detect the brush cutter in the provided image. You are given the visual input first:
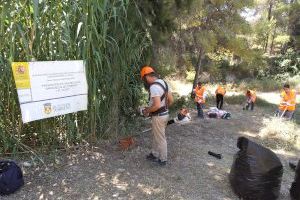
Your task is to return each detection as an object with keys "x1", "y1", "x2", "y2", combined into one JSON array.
[
  {"x1": 280, "y1": 106, "x2": 288, "y2": 118},
  {"x1": 279, "y1": 102, "x2": 295, "y2": 118}
]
